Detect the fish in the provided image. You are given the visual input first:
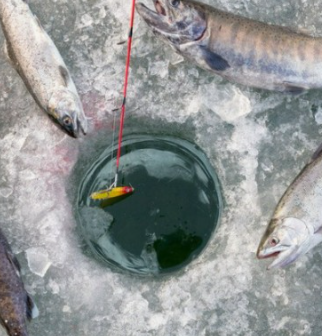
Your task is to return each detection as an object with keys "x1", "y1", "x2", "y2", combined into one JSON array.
[
  {"x1": 0, "y1": 0, "x2": 88, "y2": 137},
  {"x1": 136, "y1": 0, "x2": 322, "y2": 93},
  {"x1": 257, "y1": 150, "x2": 322, "y2": 269},
  {"x1": 0, "y1": 228, "x2": 38, "y2": 336}
]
